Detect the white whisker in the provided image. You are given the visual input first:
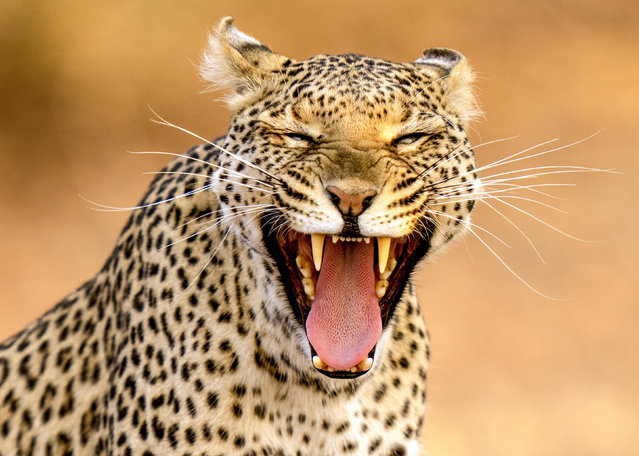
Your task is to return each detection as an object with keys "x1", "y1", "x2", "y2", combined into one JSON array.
[
  {"x1": 479, "y1": 199, "x2": 545, "y2": 263},
  {"x1": 485, "y1": 193, "x2": 589, "y2": 242},
  {"x1": 148, "y1": 107, "x2": 283, "y2": 183},
  {"x1": 81, "y1": 184, "x2": 214, "y2": 212},
  {"x1": 475, "y1": 132, "x2": 601, "y2": 174},
  {"x1": 130, "y1": 150, "x2": 276, "y2": 187},
  {"x1": 467, "y1": 227, "x2": 566, "y2": 301},
  {"x1": 426, "y1": 208, "x2": 511, "y2": 248},
  {"x1": 185, "y1": 227, "x2": 231, "y2": 292}
]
